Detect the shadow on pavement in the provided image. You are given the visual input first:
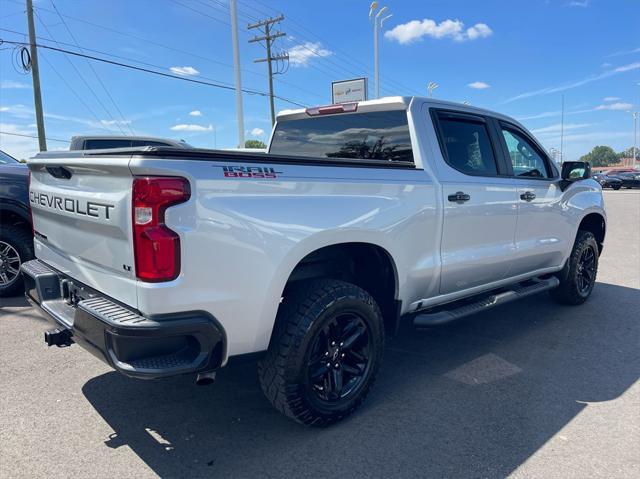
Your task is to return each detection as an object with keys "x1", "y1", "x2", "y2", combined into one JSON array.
[
  {"x1": 0, "y1": 294, "x2": 30, "y2": 309},
  {"x1": 82, "y1": 282, "x2": 640, "y2": 478}
]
